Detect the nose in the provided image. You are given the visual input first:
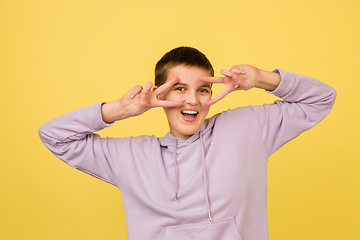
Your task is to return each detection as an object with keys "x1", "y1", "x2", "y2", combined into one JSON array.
[{"x1": 184, "y1": 90, "x2": 198, "y2": 105}]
